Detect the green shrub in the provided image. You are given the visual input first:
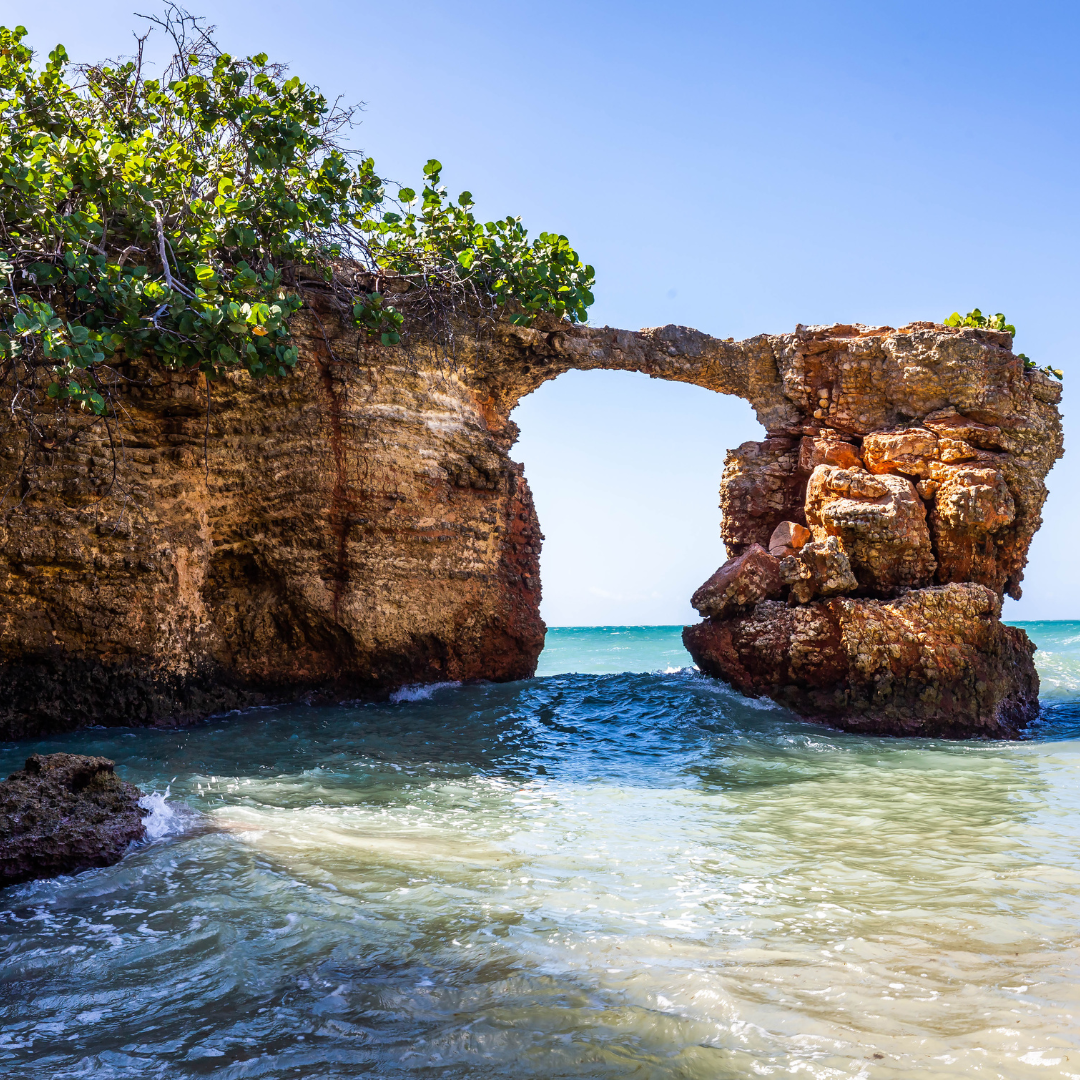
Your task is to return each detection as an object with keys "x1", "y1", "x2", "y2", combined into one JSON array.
[{"x1": 0, "y1": 7, "x2": 594, "y2": 422}]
